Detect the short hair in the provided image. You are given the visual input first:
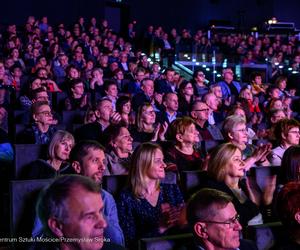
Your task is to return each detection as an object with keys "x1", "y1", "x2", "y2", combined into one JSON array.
[
  {"x1": 48, "y1": 130, "x2": 75, "y2": 160},
  {"x1": 168, "y1": 117, "x2": 195, "y2": 141},
  {"x1": 96, "y1": 97, "x2": 112, "y2": 110},
  {"x1": 103, "y1": 80, "x2": 117, "y2": 92},
  {"x1": 31, "y1": 101, "x2": 49, "y2": 115},
  {"x1": 274, "y1": 118, "x2": 300, "y2": 143},
  {"x1": 191, "y1": 100, "x2": 206, "y2": 111},
  {"x1": 223, "y1": 115, "x2": 246, "y2": 141},
  {"x1": 187, "y1": 188, "x2": 233, "y2": 226},
  {"x1": 129, "y1": 142, "x2": 162, "y2": 198},
  {"x1": 141, "y1": 77, "x2": 153, "y2": 87},
  {"x1": 116, "y1": 95, "x2": 131, "y2": 114},
  {"x1": 102, "y1": 123, "x2": 128, "y2": 148},
  {"x1": 92, "y1": 67, "x2": 103, "y2": 75},
  {"x1": 275, "y1": 76, "x2": 287, "y2": 87},
  {"x1": 280, "y1": 146, "x2": 300, "y2": 184},
  {"x1": 250, "y1": 72, "x2": 262, "y2": 82},
  {"x1": 207, "y1": 143, "x2": 240, "y2": 182},
  {"x1": 36, "y1": 175, "x2": 100, "y2": 236},
  {"x1": 276, "y1": 182, "x2": 300, "y2": 229},
  {"x1": 69, "y1": 140, "x2": 104, "y2": 165},
  {"x1": 31, "y1": 87, "x2": 48, "y2": 100},
  {"x1": 69, "y1": 78, "x2": 84, "y2": 89}
]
